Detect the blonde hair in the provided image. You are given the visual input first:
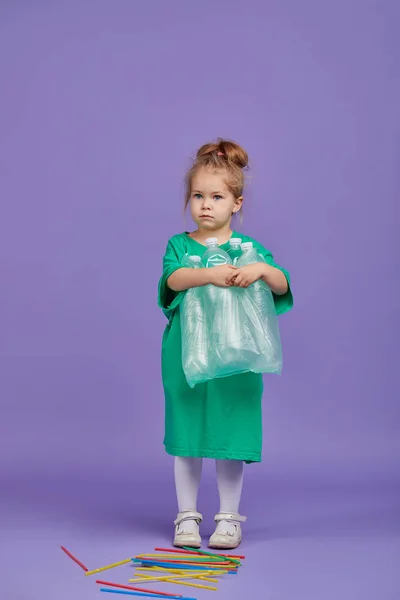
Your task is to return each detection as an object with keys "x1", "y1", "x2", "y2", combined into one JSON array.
[{"x1": 184, "y1": 138, "x2": 249, "y2": 209}]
